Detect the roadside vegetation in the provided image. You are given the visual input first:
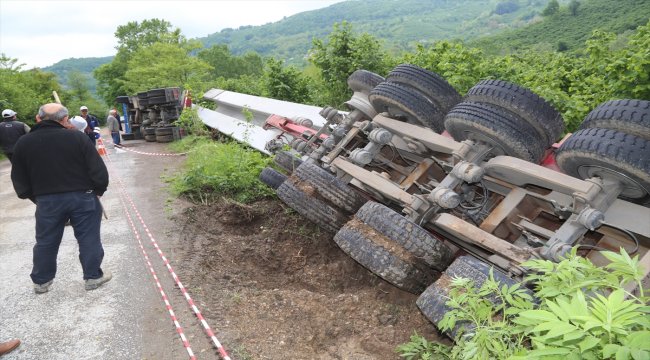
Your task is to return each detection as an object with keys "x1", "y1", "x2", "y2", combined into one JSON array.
[{"x1": 397, "y1": 248, "x2": 649, "y2": 359}]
